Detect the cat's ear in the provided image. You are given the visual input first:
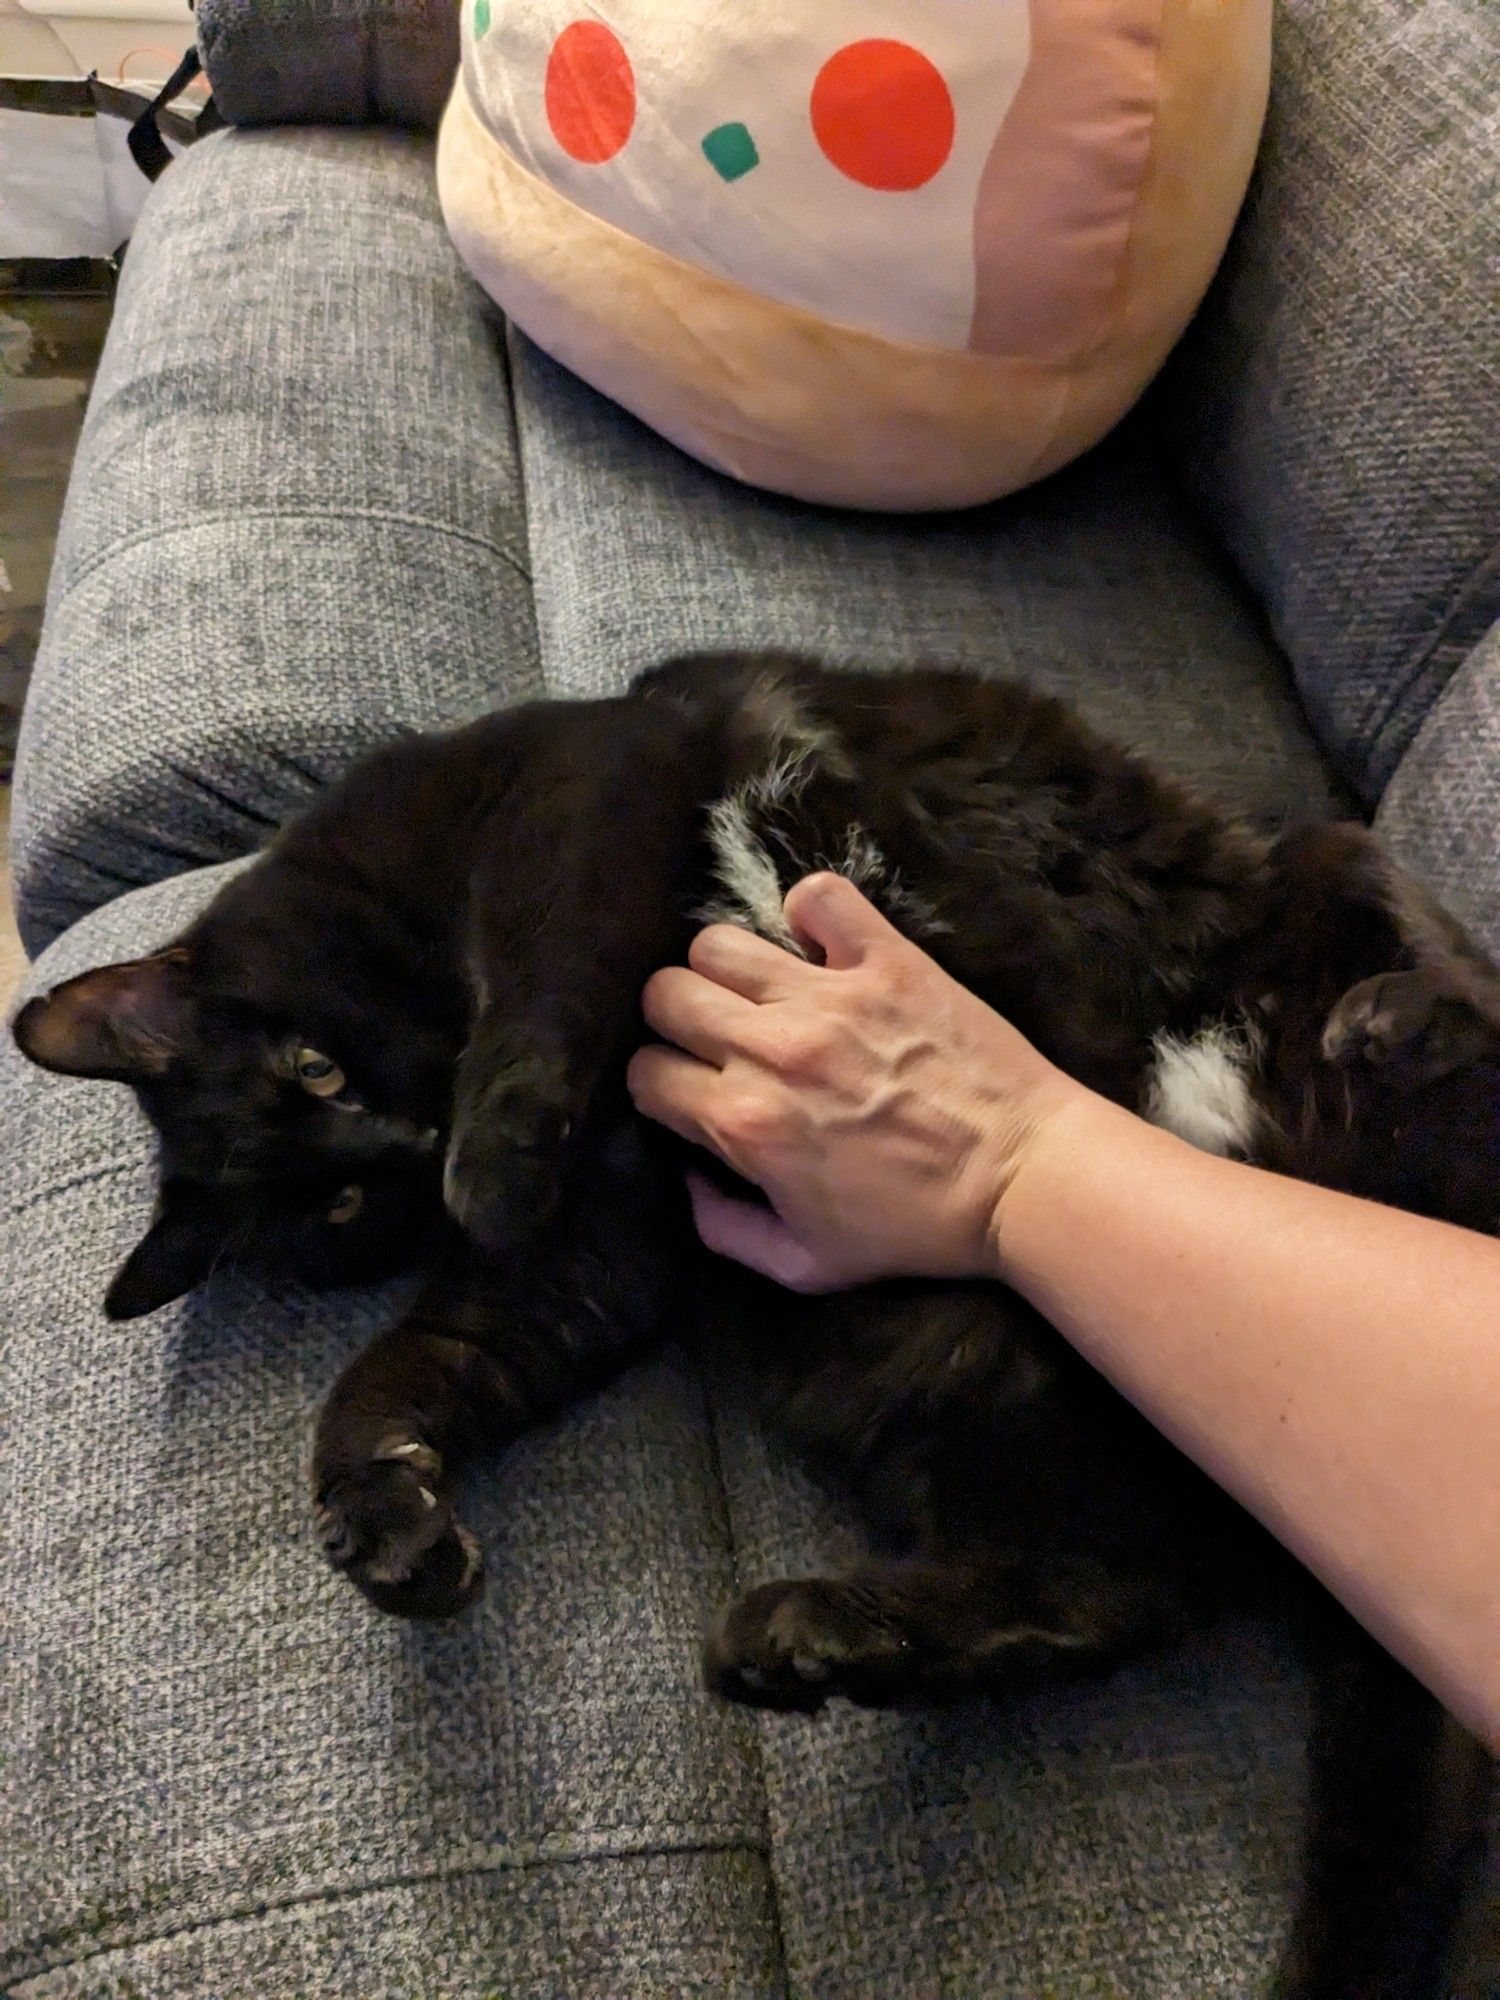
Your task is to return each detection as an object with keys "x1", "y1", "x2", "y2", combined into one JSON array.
[
  {"x1": 12, "y1": 949, "x2": 193, "y2": 1082},
  {"x1": 104, "y1": 1181, "x2": 234, "y2": 1320}
]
